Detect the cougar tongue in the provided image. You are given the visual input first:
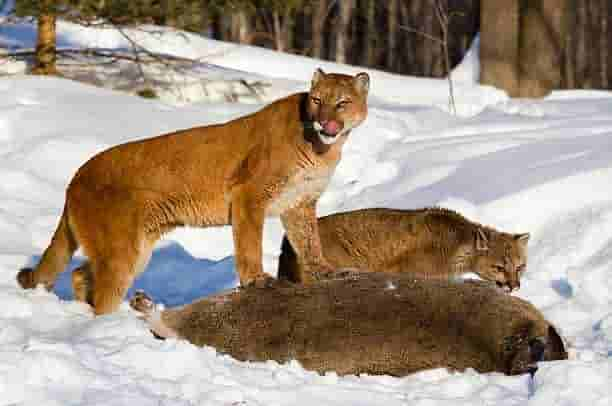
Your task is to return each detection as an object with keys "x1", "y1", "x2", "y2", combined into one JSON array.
[{"x1": 323, "y1": 120, "x2": 340, "y2": 136}]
